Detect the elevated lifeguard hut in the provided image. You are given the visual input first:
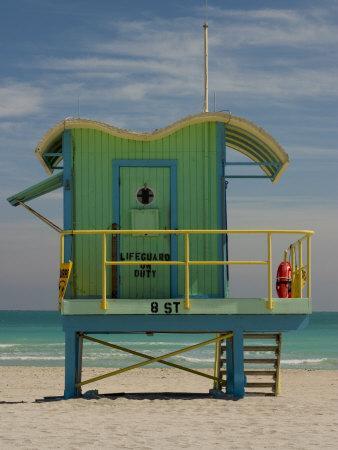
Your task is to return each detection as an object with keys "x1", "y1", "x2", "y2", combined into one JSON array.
[{"x1": 7, "y1": 24, "x2": 313, "y2": 400}]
